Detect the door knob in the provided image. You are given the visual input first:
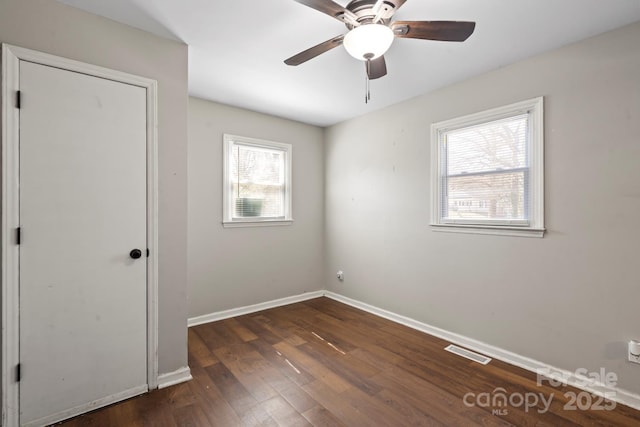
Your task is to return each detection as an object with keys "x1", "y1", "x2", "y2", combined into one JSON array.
[{"x1": 129, "y1": 249, "x2": 142, "y2": 259}]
